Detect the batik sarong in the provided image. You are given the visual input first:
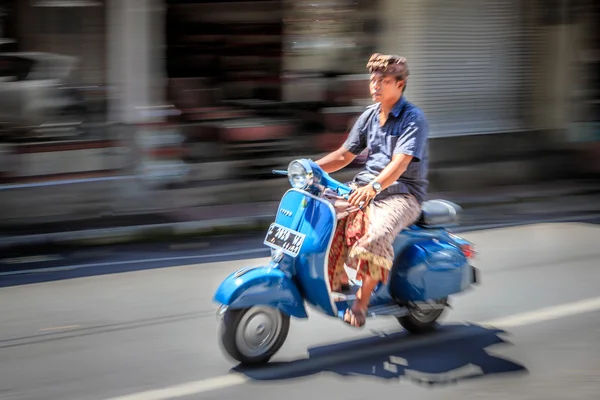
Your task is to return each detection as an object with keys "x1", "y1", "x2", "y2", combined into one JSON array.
[{"x1": 323, "y1": 187, "x2": 421, "y2": 292}]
